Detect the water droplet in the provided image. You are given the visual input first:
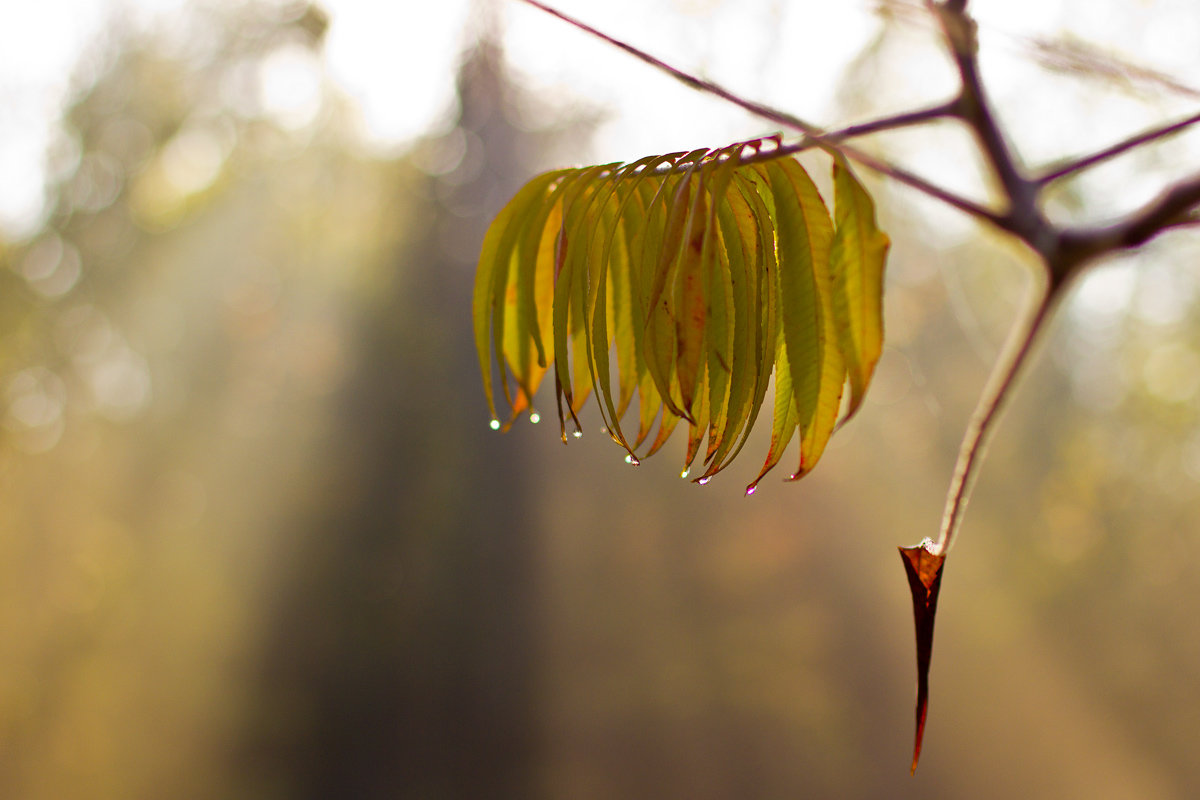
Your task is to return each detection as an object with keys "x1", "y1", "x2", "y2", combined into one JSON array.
[
  {"x1": 489, "y1": 419, "x2": 501, "y2": 431},
  {"x1": 624, "y1": 454, "x2": 633, "y2": 464},
  {"x1": 745, "y1": 484, "x2": 757, "y2": 497},
  {"x1": 680, "y1": 469, "x2": 690, "y2": 479},
  {"x1": 697, "y1": 477, "x2": 711, "y2": 486},
  {"x1": 572, "y1": 430, "x2": 583, "y2": 439},
  {"x1": 529, "y1": 411, "x2": 541, "y2": 424}
]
